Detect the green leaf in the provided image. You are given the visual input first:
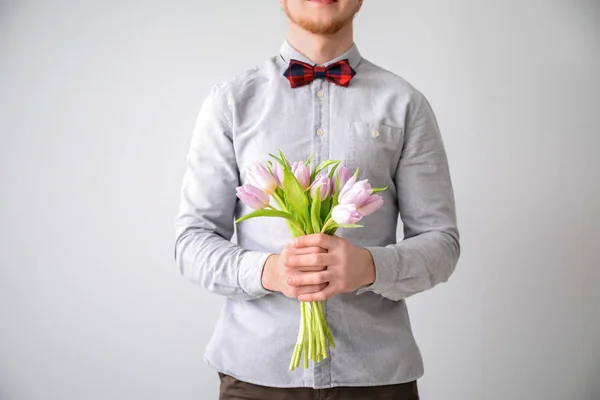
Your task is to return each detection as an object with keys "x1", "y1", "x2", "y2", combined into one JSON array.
[
  {"x1": 324, "y1": 226, "x2": 338, "y2": 236},
  {"x1": 311, "y1": 159, "x2": 340, "y2": 182},
  {"x1": 304, "y1": 153, "x2": 314, "y2": 166},
  {"x1": 320, "y1": 196, "x2": 331, "y2": 222},
  {"x1": 235, "y1": 209, "x2": 299, "y2": 224},
  {"x1": 311, "y1": 185, "x2": 322, "y2": 233},
  {"x1": 335, "y1": 223, "x2": 364, "y2": 228},
  {"x1": 327, "y1": 161, "x2": 341, "y2": 181},
  {"x1": 268, "y1": 153, "x2": 284, "y2": 164},
  {"x1": 371, "y1": 186, "x2": 388, "y2": 193},
  {"x1": 287, "y1": 221, "x2": 303, "y2": 238},
  {"x1": 278, "y1": 149, "x2": 309, "y2": 224},
  {"x1": 303, "y1": 216, "x2": 313, "y2": 234},
  {"x1": 278, "y1": 149, "x2": 289, "y2": 166},
  {"x1": 274, "y1": 187, "x2": 285, "y2": 201},
  {"x1": 328, "y1": 191, "x2": 339, "y2": 221},
  {"x1": 304, "y1": 196, "x2": 314, "y2": 234}
]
